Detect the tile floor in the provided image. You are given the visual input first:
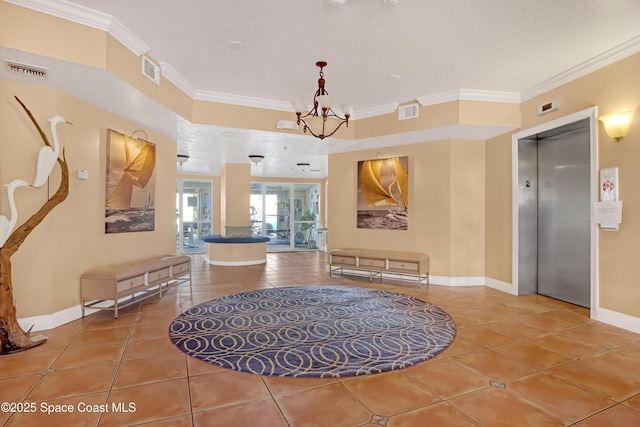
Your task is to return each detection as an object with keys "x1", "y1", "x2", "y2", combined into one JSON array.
[{"x1": 1, "y1": 251, "x2": 640, "y2": 426}]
